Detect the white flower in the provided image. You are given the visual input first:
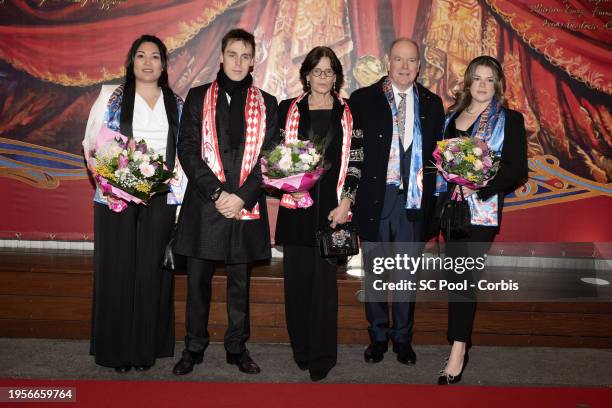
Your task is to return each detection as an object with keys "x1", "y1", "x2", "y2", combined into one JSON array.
[
  {"x1": 299, "y1": 153, "x2": 313, "y2": 165},
  {"x1": 140, "y1": 154, "x2": 151, "y2": 164},
  {"x1": 122, "y1": 149, "x2": 128, "y2": 156},
  {"x1": 278, "y1": 156, "x2": 292, "y2": 172},
  {"x1": 472, "y1": 147, "x2": 483, "y2": 156},
  {"x1": 443, "y1": 150, "x2": 454, "y2": 161},
  {"x1": 139, "y1": 162, "x2": 155, "y2": 177},
  {"x1": 473, "y1": 160, "x2": 483, "y2": 171},
  {"x1": 132, "y1": 150, "x2": 143, "y2": 161}
]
